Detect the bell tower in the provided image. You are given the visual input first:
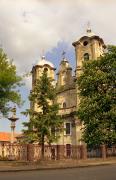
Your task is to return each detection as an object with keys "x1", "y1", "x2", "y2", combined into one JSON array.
[
  {"x1": 72, "y1": 27, "x2": 106, "y2": 77},
  {"x1": 31, "y1": 55, "x2": 55, "y2": 112},
  {"x1": 57, "y1": 54, "x2": 73, "y2": 87},
  {"x1": 32, "y1": 55, "x2": 55, "y2": 89}
]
